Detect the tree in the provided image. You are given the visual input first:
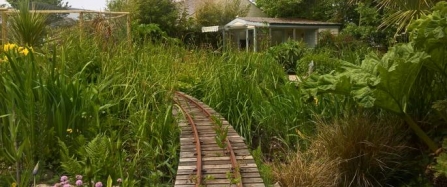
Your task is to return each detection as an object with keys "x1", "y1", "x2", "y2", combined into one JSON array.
[
  {"x1": 195, "y1": 0, "x2": 249, "y2": 27},
  {"x1": 379, "y1": 0, "x2": 442, "y2": 35},
  {"x1": 349, "y1": 0, "x2": 443, "y2": 36},
  {"x1": 255, "y1": 0, "x2": 308, "y2": 18},
  {"x1": 255, "y1": 0, "x2": 358, "y2": 25},
  {"x1": 7, "y1": 0, "x2": 70, "y2": 24},
  {"x1": 6, "y1": 0, "x2": 68, "y2": 10},
  {"x1": 107, "y1": 0, "x2": 137, "y2": 13},
  {"x1": 341, "y1": 2, "x2": 394, "y2": 47},
  {"x1": 134, "y1": 0, "x2": 179, "y2": 35}
]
